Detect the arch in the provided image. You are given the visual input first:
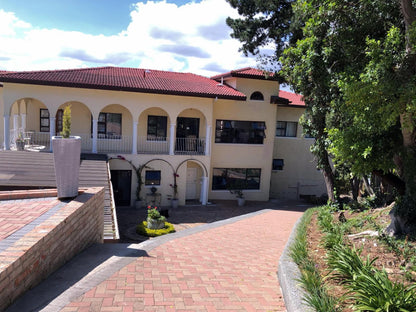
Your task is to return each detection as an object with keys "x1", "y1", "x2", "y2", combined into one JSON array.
[
  {"x1": 176, "y1": 158, "x2": 208, "y2": 177},
  {"x1": 250, "y1": 91, "x2": 264, "y2": 101}
]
